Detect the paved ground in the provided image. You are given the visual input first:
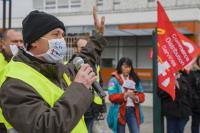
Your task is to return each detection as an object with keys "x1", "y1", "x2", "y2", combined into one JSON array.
[{"x1": 96, "y1": 106, "x2": 192, "y2": 133}]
